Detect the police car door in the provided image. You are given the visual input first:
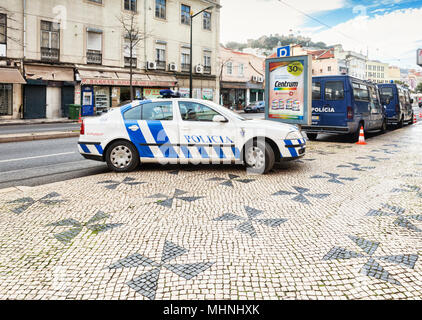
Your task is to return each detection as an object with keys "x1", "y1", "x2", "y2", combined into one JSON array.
[
  {"x1": 177, "y1": 101, "x2": 237, "y2": 164},
  {"x1": 124, "y1": 101, "x2": 179, "y2": 163}
]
